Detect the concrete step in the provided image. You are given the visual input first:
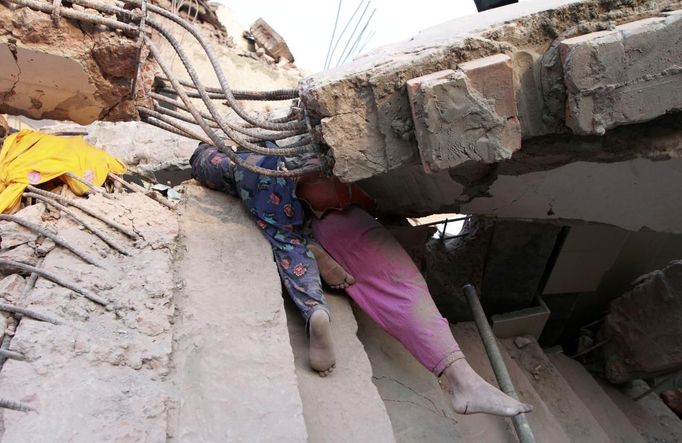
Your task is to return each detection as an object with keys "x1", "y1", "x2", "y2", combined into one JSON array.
[
  {"x1": 597, "y1": 378, "x2": 682, "y2": 443},
  {"x1": 353, "y1": 307, "x2": 464, "y2": 443},
  {"x1": 286, "y1": 292, "x2": 395, "y2": 443},
  {"x1": 502, "y1": 337, "x2": 613, "y2": 442},
  {"x1": 549, "y1": 353, "x2": 646, "y2": 443},
  {"x1": 169, "y1": 184, "x2": 308, "y2": 442},
  {"x1": 452, "y1": 323, "x2": 573, "y2": 443}
]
